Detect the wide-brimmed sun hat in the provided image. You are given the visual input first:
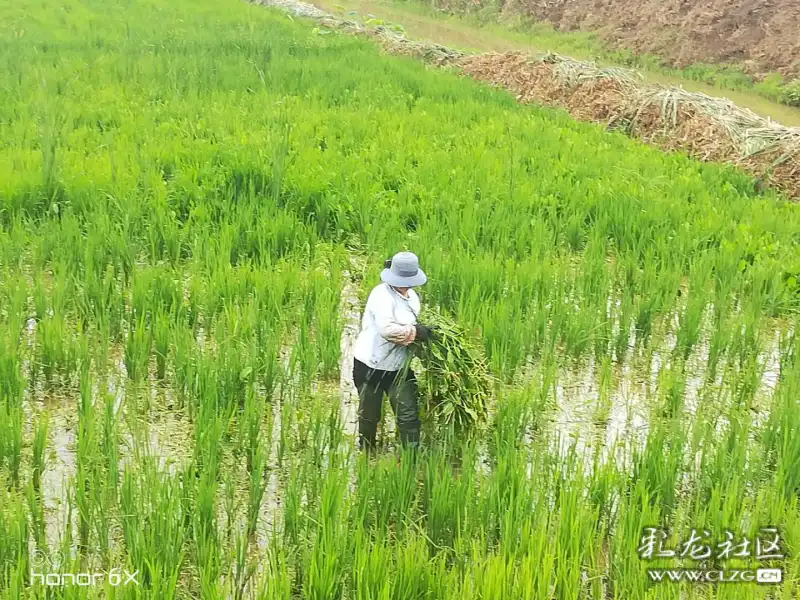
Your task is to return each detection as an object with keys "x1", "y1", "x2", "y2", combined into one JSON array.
[{"x1": 381, "y1": 251, "x2": 427, "y2": 288}]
